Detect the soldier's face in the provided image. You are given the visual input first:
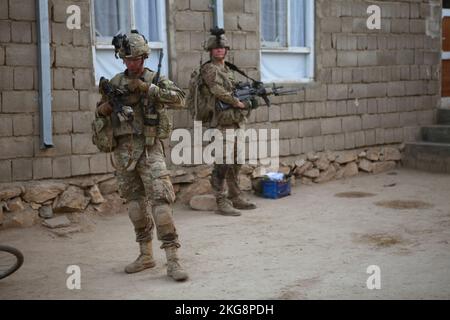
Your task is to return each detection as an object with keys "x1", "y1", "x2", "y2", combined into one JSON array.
[
  {"x1": 211, "y1": 48, "x2": 227, "y2": 60},
  {"x1": 124, "y1": 57, "x2": 145, "y2": 75}
]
